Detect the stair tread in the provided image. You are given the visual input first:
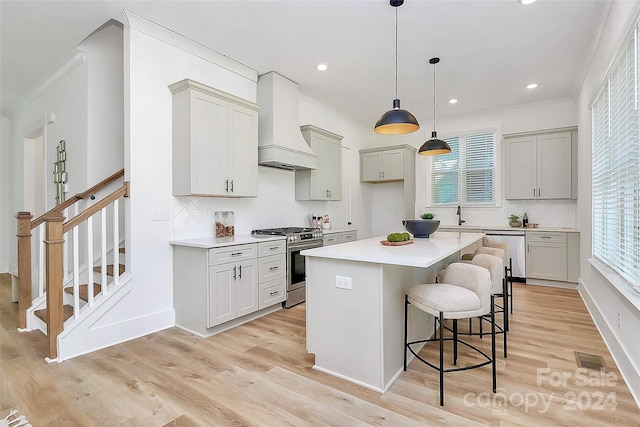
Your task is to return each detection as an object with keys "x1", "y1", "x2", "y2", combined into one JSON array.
[
  {"x1": 64, "y1": 283, "x2": 102, "y2": 302},
  {"x1": 34, "y1": 305, "x2": 74, "y2": 323},
  {"x1": 93, "y1": 264, "x2": 125, "y2": 276}
]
